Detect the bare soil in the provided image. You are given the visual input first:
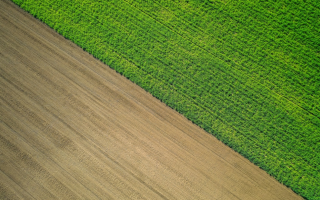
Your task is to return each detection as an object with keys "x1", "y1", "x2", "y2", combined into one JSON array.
[{"x1": 0, "y1": 0, "x2": 303, "y2": 199}]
